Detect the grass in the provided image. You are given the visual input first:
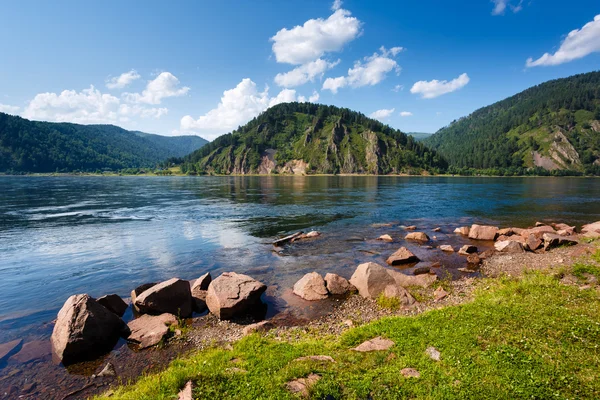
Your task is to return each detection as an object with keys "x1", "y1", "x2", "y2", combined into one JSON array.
[{"x1": 96, "y1": 260, "x2": 600, "y2": 399}]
